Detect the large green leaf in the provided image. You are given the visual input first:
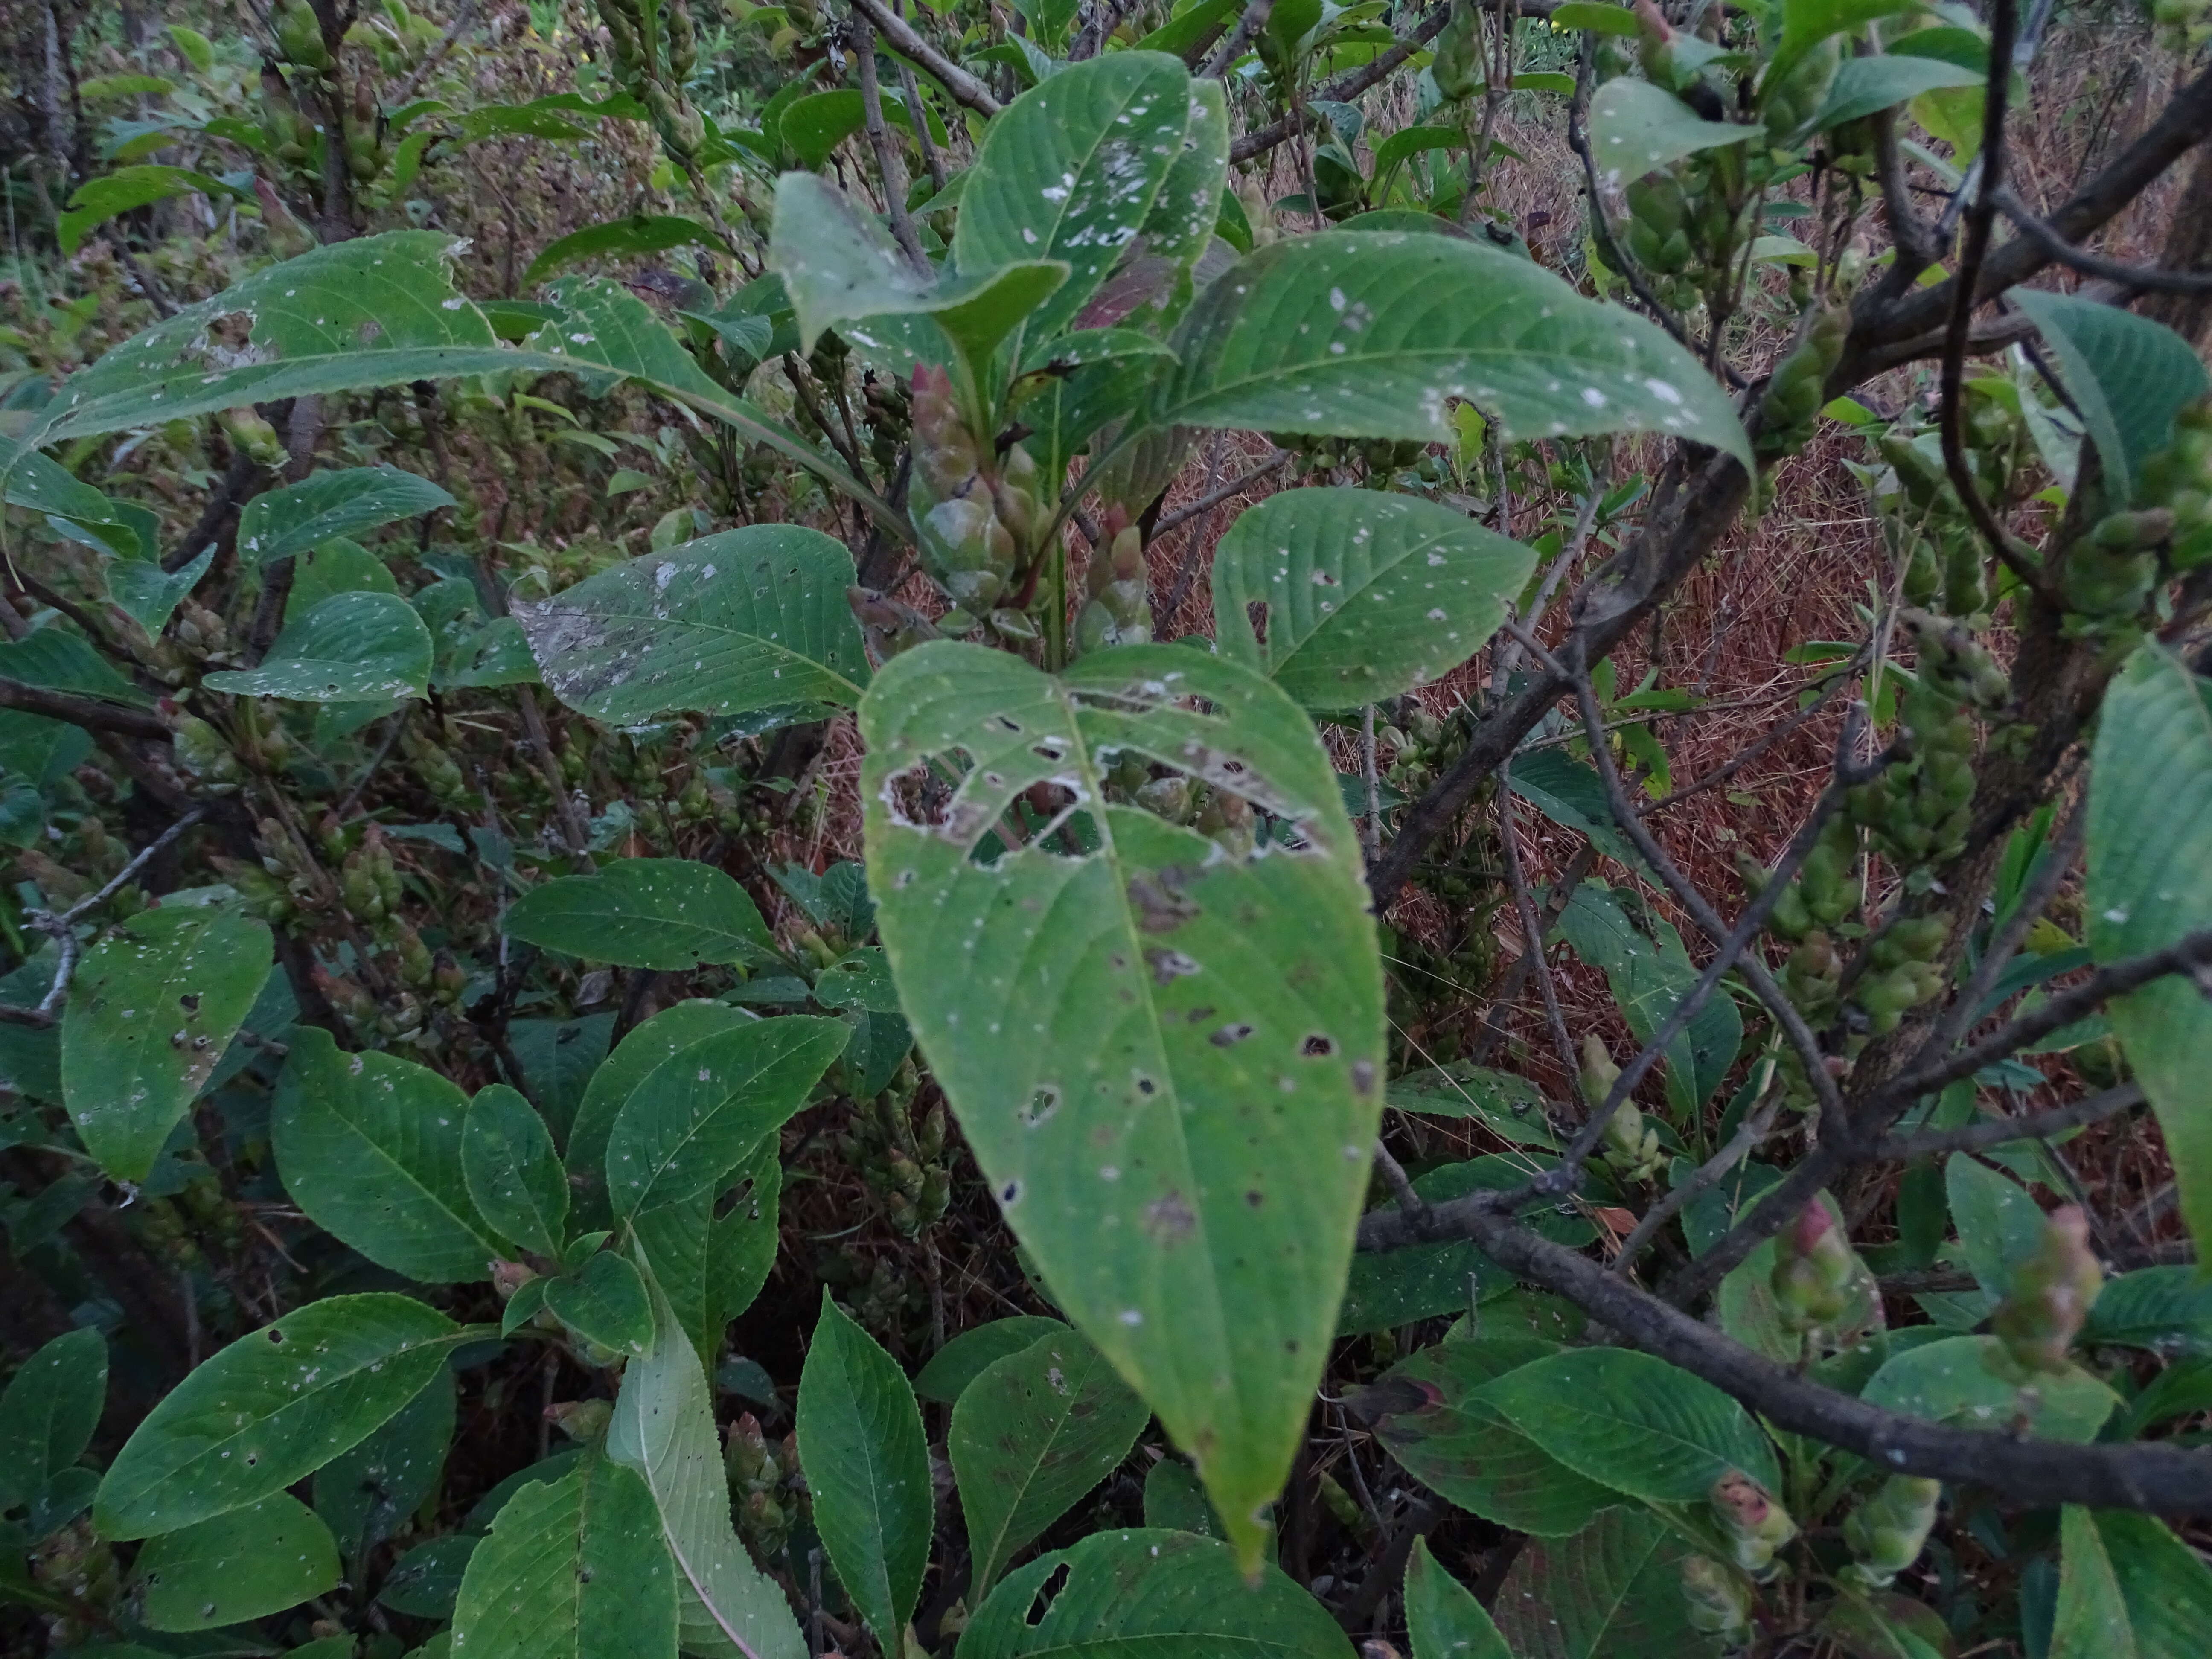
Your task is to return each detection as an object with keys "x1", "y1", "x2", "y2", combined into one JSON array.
[
  {"x1": 463, "y1": 1083, "x2": 568, "y2": 1258},
  {"x1": 131, "y1": 1493, "x2": 340, "y2": 1632},
  {"x1": 504, "y1": 858, "x2": 779, "y2": 973},
  {"x1": 314, "y1": 1371, "x2": 454, "y2": 1563},
  {"x1": 950, "y1": 1325, "x2": 1151, "y2": 1595},
  {"x1": 796, "y1": 1294, "x2": 932, "y2": 1641},
  {"x1": 2081, "y1": 1266, "x2": 2212, "y2": 1355},
  {"x1": 1859, "y1": 1334, "x2": 2119, "y2": 1441},
  {"x1": 1943, "y1": 1154, "x2": 2046, "y2": 1299},
  {"x1": 2055, "y1": 1510, "x2": 2212, "y2": 1659},
  {"x1": 1140, "y1": 79, "x2": 1230, "y2": 272},
  {"x1": 1587, "y1": 79, "x2": 1752, "y2": 187},
  {"x1": 1406, "y1": 1537, "x2": 1511, "y2": 1659},
  {"x1": 96, "y1": 1295, "x2": 467, "y2": 1539},
  {"x1": 2087, "y1": 644, "x2": 2212, "y2": 1252},
  {"x1": 235, "y1": 466, "x2": 457, "y2": 566},
  {"x1": 1554, "y1": 884, "x2": 1742, "y2": 1121},
  {"x1": 272, "y1": 1027, "x2": 506, "y2": 1283},
  {"x1": 525, "y1": 213, "x2": 729, "y2": 285},
  {"x1": 604, "y1": 1016, "x2": 848, "y2": 1219},
  {"x1": 60, "y1": 904, "x2": 271, "y2": 1183},
  {"x1": 632, "y1": 1136, "x2": 783, "y2": 1372},
  {"x1": 1492, "y1": 1508, "x2": 1718, "y2": 1659},
  {"x1": 957, "y1": 1529, "x2": 1353, "y2": 1659},
  {"x1": 913, "y1": 1315, "x2": 1067, "y2": 1405},
  {"x1": 512, "y1": 530, "x2": 870, "y2": 725},
  {"x1": 0, "y1": 1330, "x2": 106, "y2": 1512},
  {"x1": 2054, "y1": 1505, "x2": 2136, "y2": 1659},
  {"x1": 1211, "y1": 487, "x2": 1535, "y2": 711},
  {"x1": 1359, "y1": 1338, "x2": 1615, "y2": 1538},
  {"x1": 202, "y1": 591, "x2": 434, "y2": 702},
  {"x1": 1150, "y1": 233, "x2": 1749, "y2": 463},
  {"x1": 1813, "y1": 54, "x2": 1984, "y2": 130},
  {"x1": 451, "y1": 1455, "x2": 677, "y2": 1659},
  {"x1": 953, "y1": 52, "x2": 1200, "y2": 346},
  {"x1": 565, "y1": 1000, "x2": 754, "y2": 1225},
  {"x1": 1479, "y1": 1348, "x2": 1781, "y2": 1502},
  {"x1": 861, "y1": 641, "x2": 1385, "y2": 1569},
  {"x1": 2013, "y1": 292, "x2": 2212, "y2": 508},
  {"x1": 607, "y1": 1282, "x2": 807, "y2": 1659}
]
